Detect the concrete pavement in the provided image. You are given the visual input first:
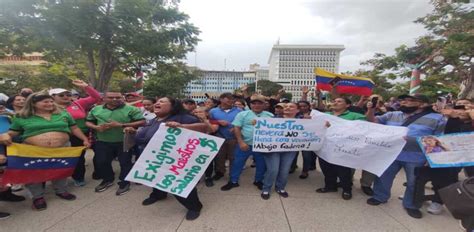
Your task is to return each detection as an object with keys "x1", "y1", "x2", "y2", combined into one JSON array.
[{"x1": 0, "y1": 152, "x2": 463, "y2": 231}]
